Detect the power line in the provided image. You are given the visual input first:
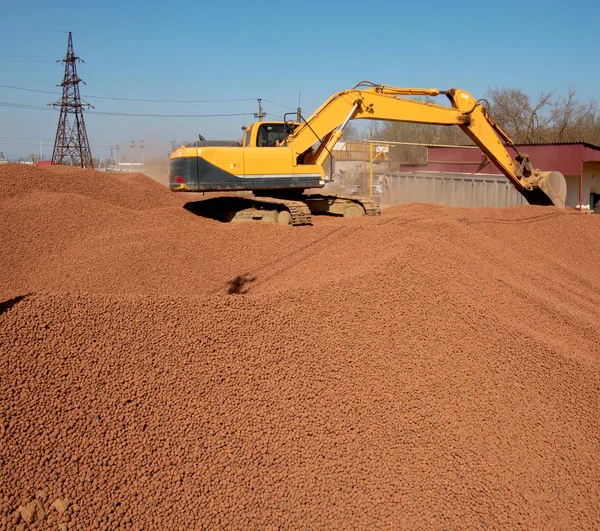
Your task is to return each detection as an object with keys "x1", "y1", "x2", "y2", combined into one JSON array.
[
  {"x1": 262, "y1": 99, "x2": 296, "y2": 111},
  {"x1": 0, "y1": 101, "x2": 259, "y2": 118},
  {"x1": 82, "y1": 76, "x2": 197, "y2": 136},
  {"x1": 0, "y1": 102, "x2": 55, "y2": 111},
  {"x1": 0, "y1": 54, "x2": 58, "y2": 59},
  {"x1": 92, "y1": 94, "x2": 255, "y2": 103},
  {"x1": 0, "y1": 25, "x2": 67, "y2": 34},
  {"x1": 69, "y1": 33, "x2": 200, "y2": 136},
  {"x1": 0, "y1": 141, "x2": 50, "y2": 146},
  {"x1": 0, "y1": 84, "x2": 292, "y2": 105},
  {"x1": 95, "y1": 111, "x2": 258, "y2": 118},
  {"x1": 0, "y1": 58, "x2": 57, "y2": 63},
  {"x1": 0, "y1": 135, "x2": 54, "y2": 141}
]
